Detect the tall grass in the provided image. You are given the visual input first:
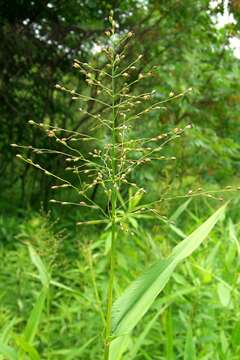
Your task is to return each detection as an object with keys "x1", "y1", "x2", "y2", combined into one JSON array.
[
  {"x1": 1, "y1": 201, "x2": 240, "y2": 358},
  {"x1": 5, "y1": 11, "x2": 238, "y2": 360}
]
